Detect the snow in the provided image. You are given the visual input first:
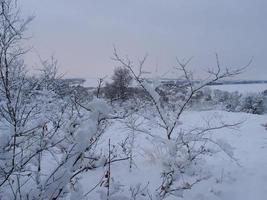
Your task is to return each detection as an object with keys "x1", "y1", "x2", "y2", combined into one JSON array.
[
  {"x1": 81, "y1": 110, "x2": 267, "y2": 200},
  {"x1": 182, "y1": 112, "x2": 267, "y2": 200},
  {"x1": 2, "y1": 73, "x2": 267, "y2": 199}
]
